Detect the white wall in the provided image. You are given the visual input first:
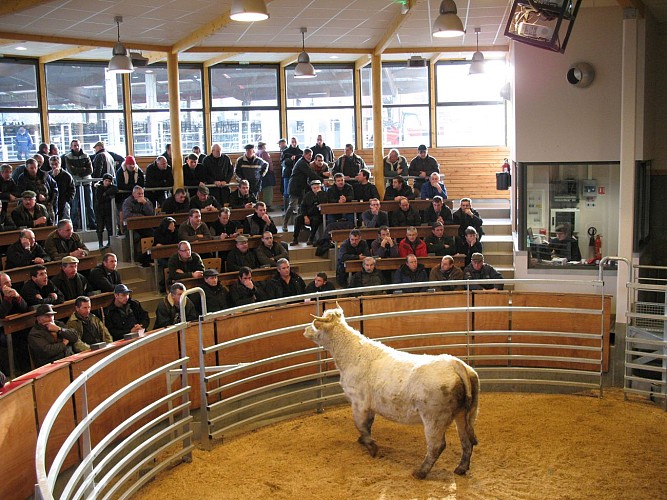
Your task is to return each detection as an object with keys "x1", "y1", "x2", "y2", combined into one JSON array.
[{"x1": 512, "y1": 7, "x2": 624, "y2": 162}]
